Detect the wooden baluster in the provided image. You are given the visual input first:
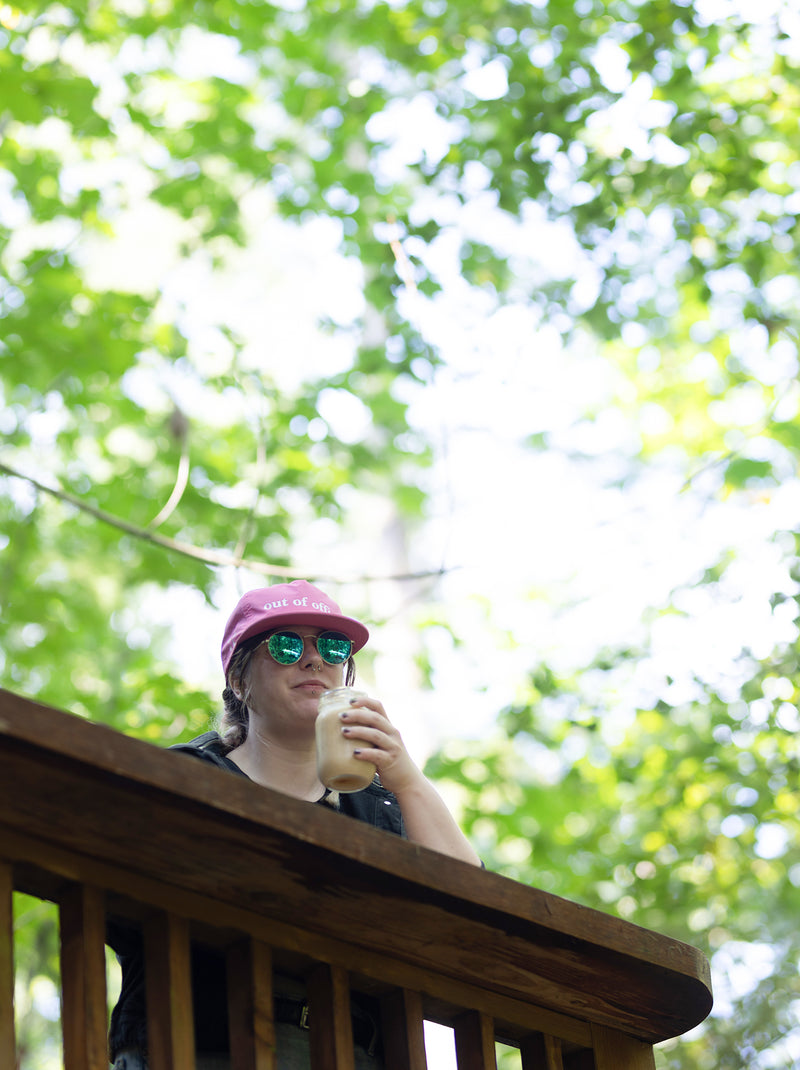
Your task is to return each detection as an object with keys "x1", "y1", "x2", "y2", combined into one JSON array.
[
  {"x1": 0, "y1": 862, "x2": 14, "y2": 1070},
  {"x1": 227, "y1": 938, "x2": 276, "y2": 1070},
  {"x1": 590, "y1": 1024, "x2": 655, "y2": 1070},
  {"x1": 454, "y1": 1010, "x2": 497, "y2": 1070},
  {"x1": 307, "y1": 962, "x2": 355, "y2": 1070},
  {"x1": 381, "y1": 988, "x2": 428, "y2": 1070},
  {"x1": 521, "y1": 1032, "x2": 565, "y2": 1069},
  {"x1": 59, "y1": 883, "x2": 108, "y2": 1070},
  {"x1": 562, "y1": 1053, "x2": 595, "y2": 1070},
  {"x1": 144, "y1": 911, "x2": 195, "y2": 1070}
]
